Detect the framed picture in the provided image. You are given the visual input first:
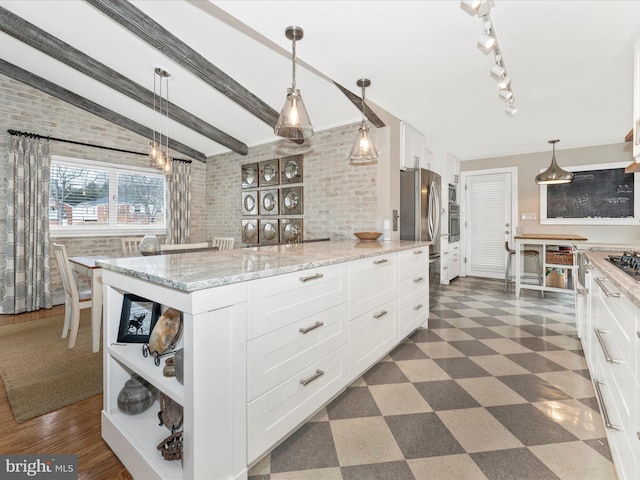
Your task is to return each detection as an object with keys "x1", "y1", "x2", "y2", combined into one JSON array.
[{"x1": 117, "y1": 294, "x2": 161, "y2": 343}]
